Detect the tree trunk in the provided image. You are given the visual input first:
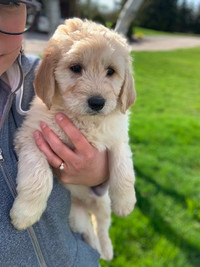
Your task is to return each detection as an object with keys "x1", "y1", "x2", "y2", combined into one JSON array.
[
  {"x1": 43, "y1": 0, "x2": 61, "y2": 36},
  {"x1": 115, "y1": 0, "x2": 145, "y2": 35}
]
